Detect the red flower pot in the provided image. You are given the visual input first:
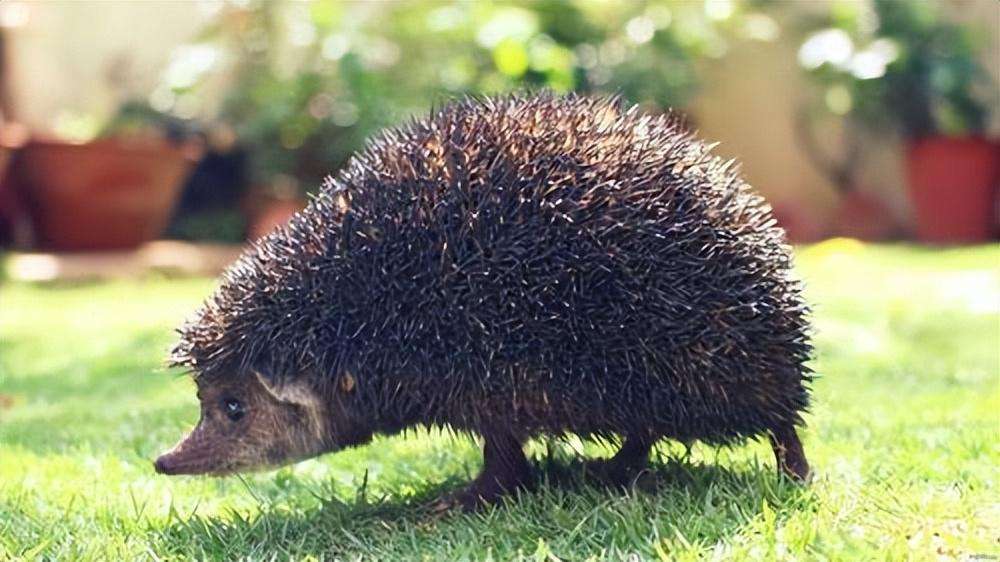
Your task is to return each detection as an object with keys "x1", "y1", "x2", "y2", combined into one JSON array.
[
  {"x1": 242, "y1": 191, "x2": 306, "y2": 242},
  {"x1": 13, "y1": 137, "x2": 195, "y2": 251},
  {"x1": 906, "y1": 136, "x2": 1000, "y2": 244},
  {"x1": 831, "y1": 190, "x2": 898, "y2": 241},
  {"x1": 771, "y1": 200, "x2": 828, "y2": 243}
]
